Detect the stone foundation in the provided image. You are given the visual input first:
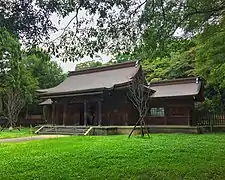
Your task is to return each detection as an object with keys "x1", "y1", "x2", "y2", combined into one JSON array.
[{"x1": 86, "y1": 126, "x2": 203, "y2": 136}]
